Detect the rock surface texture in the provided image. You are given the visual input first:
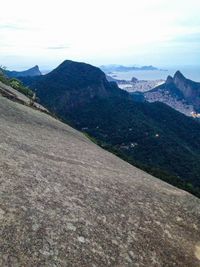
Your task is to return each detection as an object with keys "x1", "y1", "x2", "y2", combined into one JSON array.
[
  {"x1": 0, "y1": 81, "x2": 48, "y2": 113},
  {"x1": 0, "y1": 96, "x2": 200, "y2": 266}
]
